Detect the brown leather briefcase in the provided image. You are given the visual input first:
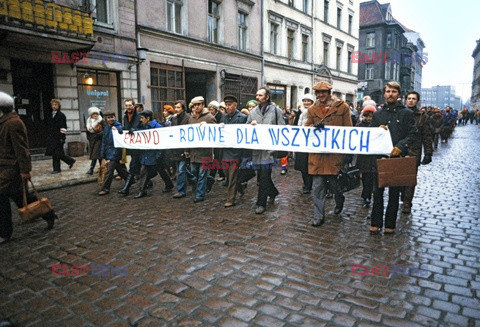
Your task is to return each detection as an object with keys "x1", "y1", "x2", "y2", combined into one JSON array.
[{"x1": 377, "y1": 156, "x2": 417, "y2": 188}]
